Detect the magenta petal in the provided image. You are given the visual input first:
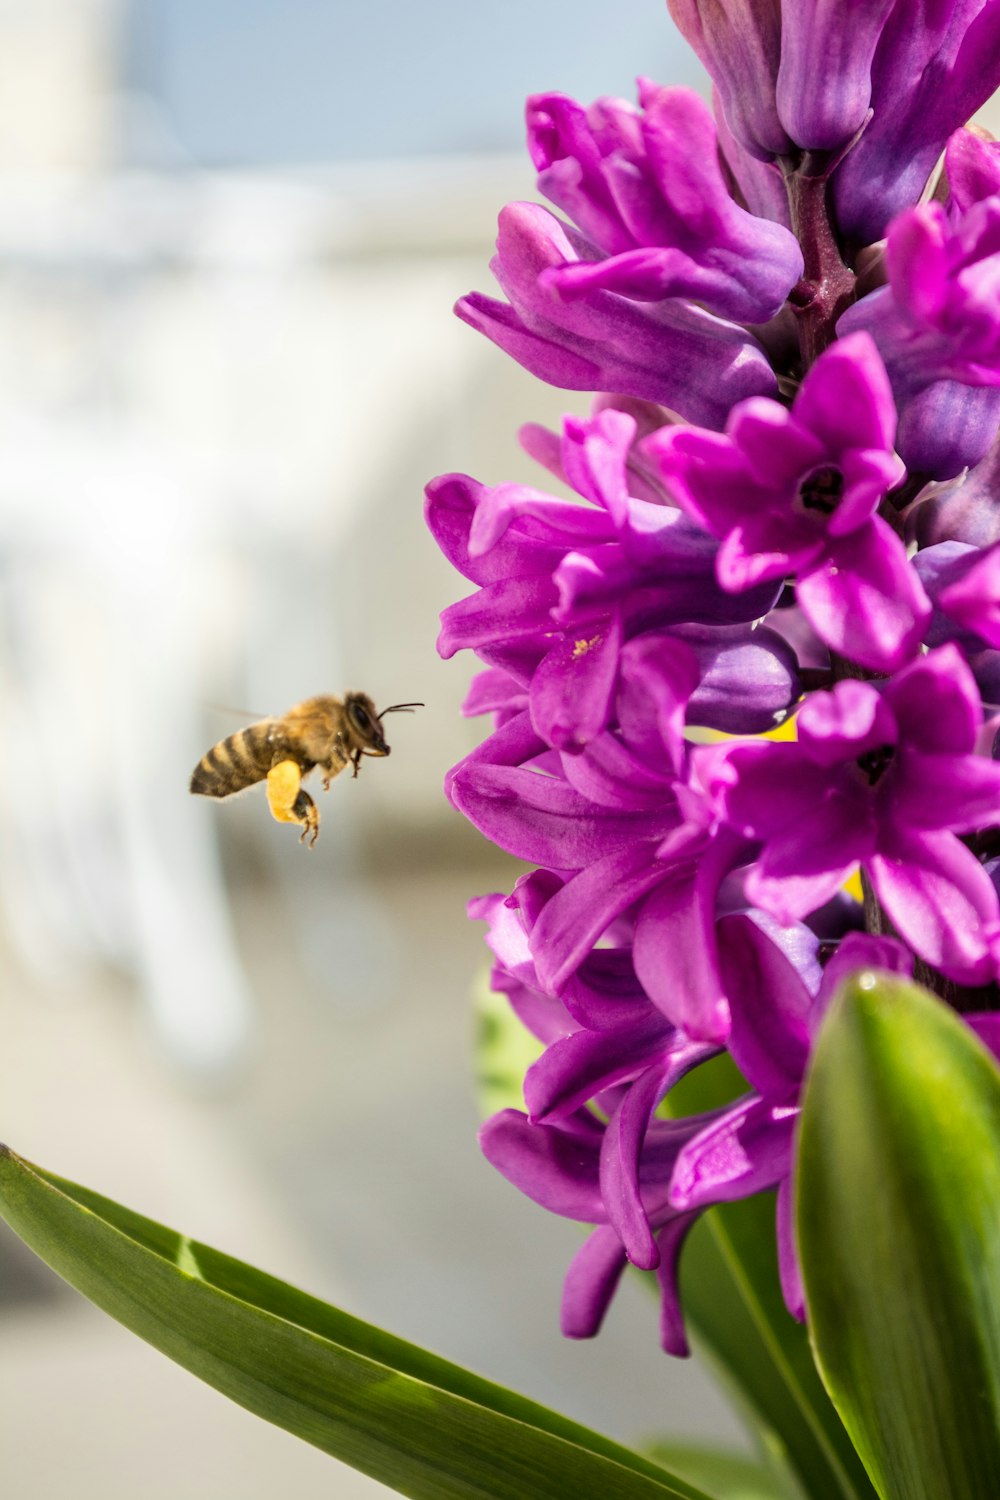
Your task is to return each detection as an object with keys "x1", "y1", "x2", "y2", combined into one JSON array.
[
  {"x1": 533, "y1": 845, "x2": 668, "y2": 994},
  {"x1": 599, "y1": 1044, "x2": 715, "y2": 1270},
  {"x1": 559, "y1": 731, "x2": 677, "y2": 812},
  {"x1": 600, "y1": 1065, "x2": 671, "y2": 1271},
  {"x1": 966, "y1": 1012, "x2": 1000, "y2": 1064},
  {"x1": 524, "y1": 1014, "x2": 669, "y2": 1124},
  {"x1": 886, "y1": 642, "x2": 982, "y2": 754},
  {"x1": 560, "y1": 410, "x2": 634, "y2": 521},
  {"x1": 794, "y1": 333, "x2": 898, "y2": 454},
  {"x1": 796, "y1": 519, "x2": 930, "y2": 673},
  {"x1": 939, "y1": 541, "x2": 1000, "y2": 647},
  {"x1": 796, "y1": 678, "x2": 895, "y2": 769},
  {"x1": 869, "y1": 826, "x2": 1000, "y2": 984},
  {"x1": 891, "y1": 749, "x2": 1000, "y2": 834},
  {"x1": 479, "y1": 1109, "x2": 605, "y2": 1221},
  {"x1": 438, "y1": 576, "x2": 561, "y2": 658},
  {"x1": 655, "y1": 1210, "x2": 701, "y2": 1357},
  {"x1": 529, "y1": 613, "x2": 622, "y2": 751},
  {"x1": 717, "y1": 913, "x2": 813, "y2": 1096},
  {"x1": 747, "y1": 799, "x2": 870, "y2": 926},
  {"x1": 561, "y1": 1226, "x2": 629, "y2": 1339},
  {"x1": 669, "y1": 1095, "x2": 797, "y2": 1211},
  {"x1": 776, "y1": 1177, "x2": 805, "y2": 1322},
  {"x1": 562, "y1": 949, "x2": 653, "y2": 1030},
  {"x1": 449, "y1": 760, "x2": 676, "y2": 866},
  {"x1": 633, "y1": 832, "x2": 743, "y2": 1042}
]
